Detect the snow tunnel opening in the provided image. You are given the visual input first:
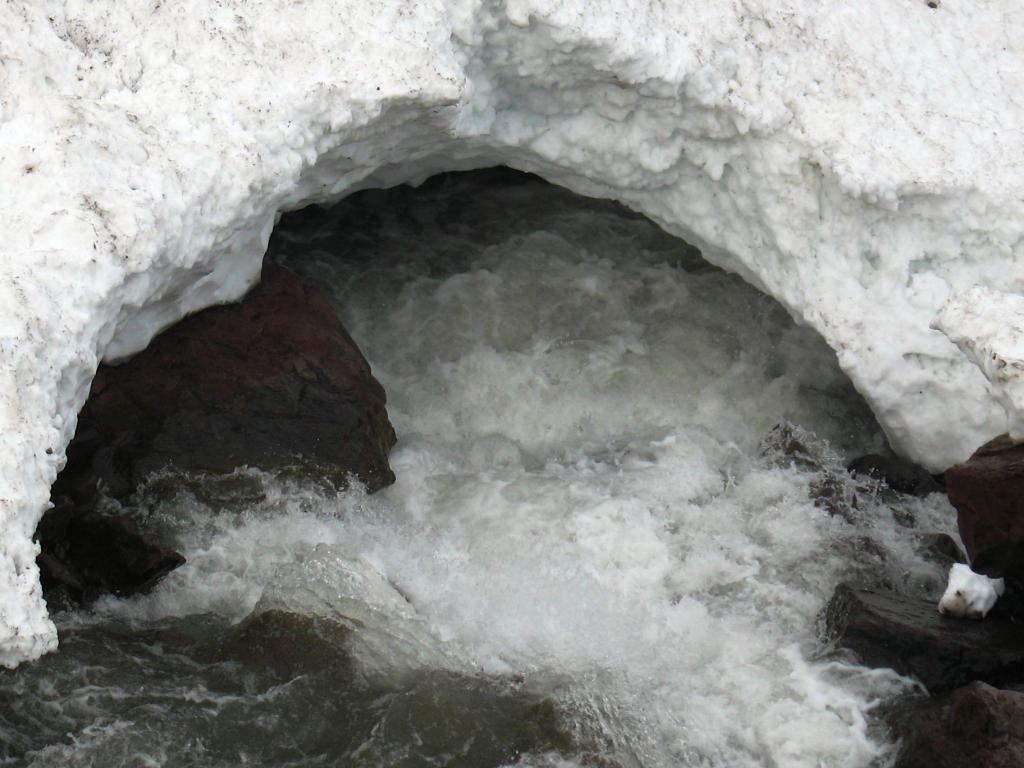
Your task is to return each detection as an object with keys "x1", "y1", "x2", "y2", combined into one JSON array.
[
  {"x1": 38, "y1": 165, "x2": 913, "y2": 617},
  {"x1": 267, "y1": 165, "x2": 892, "y2": 459},
  {"x1": 17, "y1": 167, "x2": 967, "y2": 768}
]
